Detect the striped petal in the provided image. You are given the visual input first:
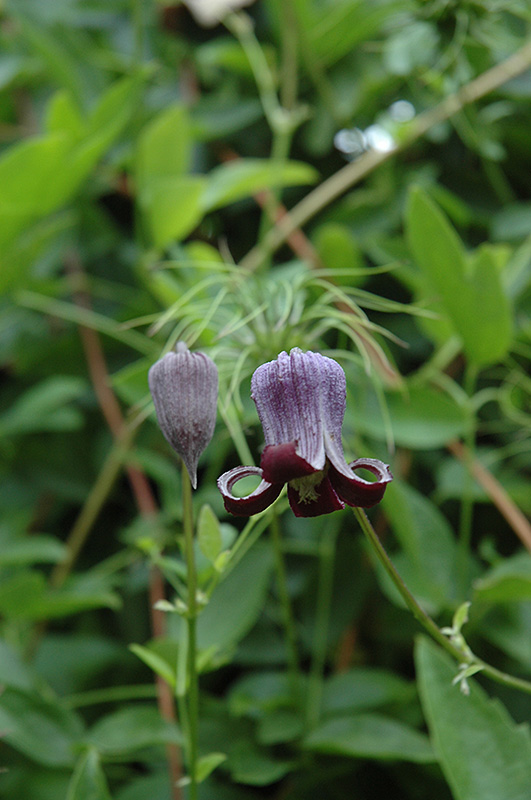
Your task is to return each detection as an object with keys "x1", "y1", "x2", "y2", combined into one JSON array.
[{"x1": 217, "y1": 466, "x2": 283, "y2": 516}]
